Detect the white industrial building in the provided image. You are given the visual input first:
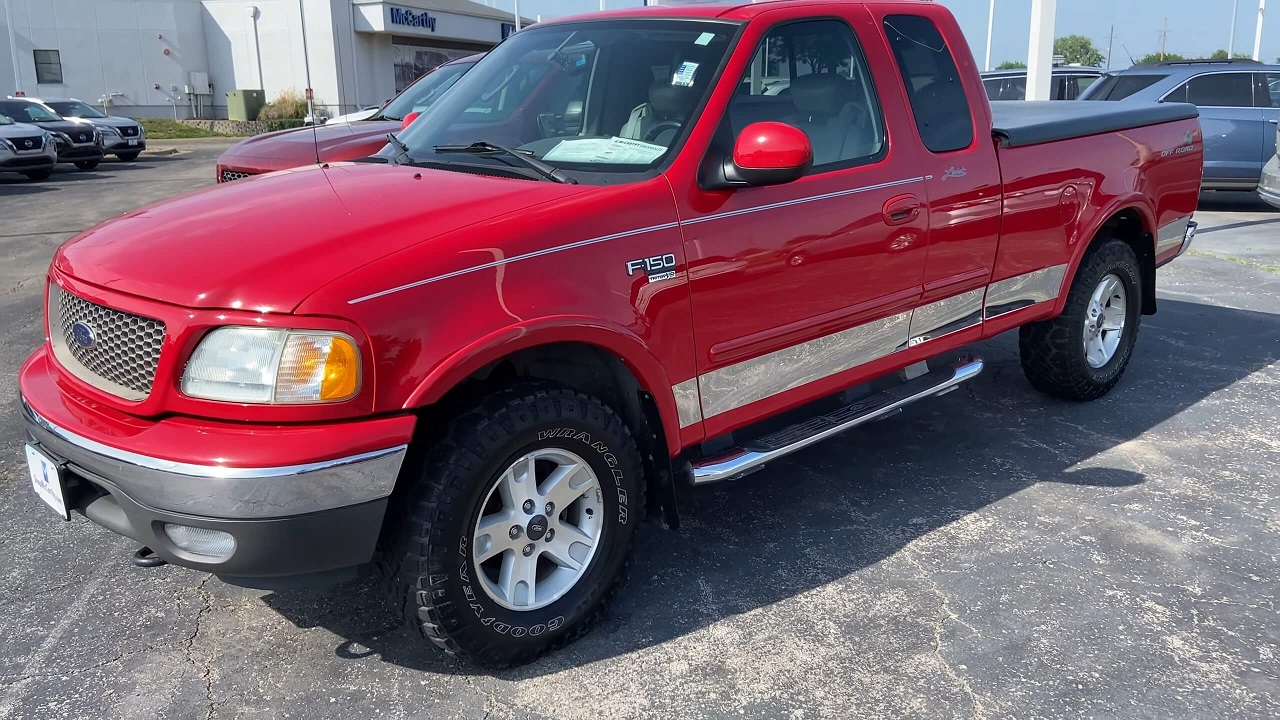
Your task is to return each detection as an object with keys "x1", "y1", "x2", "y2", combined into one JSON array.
[{"x1": 0, "y1": 0, "x2": 522, "y2": 119}]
